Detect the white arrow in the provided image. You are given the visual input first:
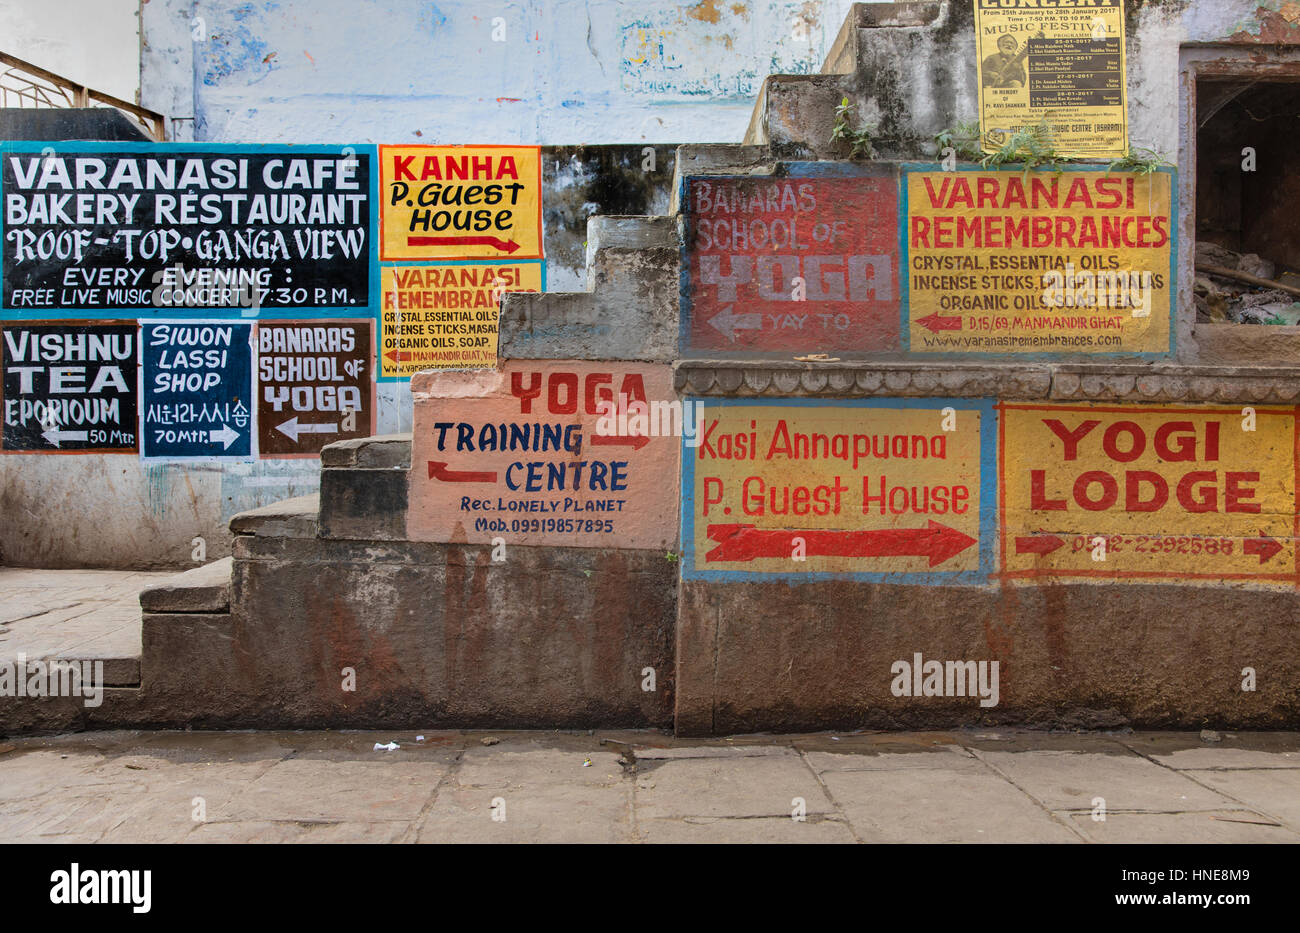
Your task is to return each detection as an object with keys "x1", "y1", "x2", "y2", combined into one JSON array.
[
  {"x1": 41, "y1": 428, "x2": 88, "y2": 448},
  {"x1": 276, "y1": 417, "x2": 339, "y2": 443},
  {"x1": 209, "y1": 424, "x2": 240, "y2": 450},
  {"x1": 707, "y1": 304, "x2": 763, "y2": 342}
]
